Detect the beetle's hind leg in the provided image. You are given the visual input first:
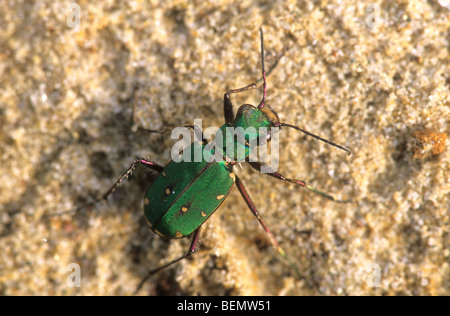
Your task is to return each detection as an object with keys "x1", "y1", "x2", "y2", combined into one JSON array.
[{"x1": 134, "y1": 228, "x2": 201, "y2": 294}]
